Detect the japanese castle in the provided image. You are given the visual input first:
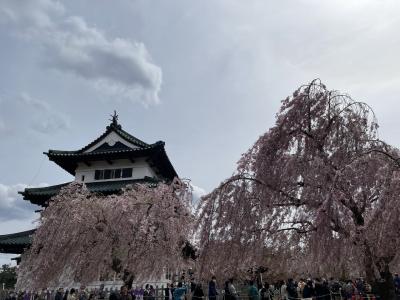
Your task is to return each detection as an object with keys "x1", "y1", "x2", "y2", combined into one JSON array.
[{"x1": 0, "y1": 113, "x2": 178, "y2": 259}]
